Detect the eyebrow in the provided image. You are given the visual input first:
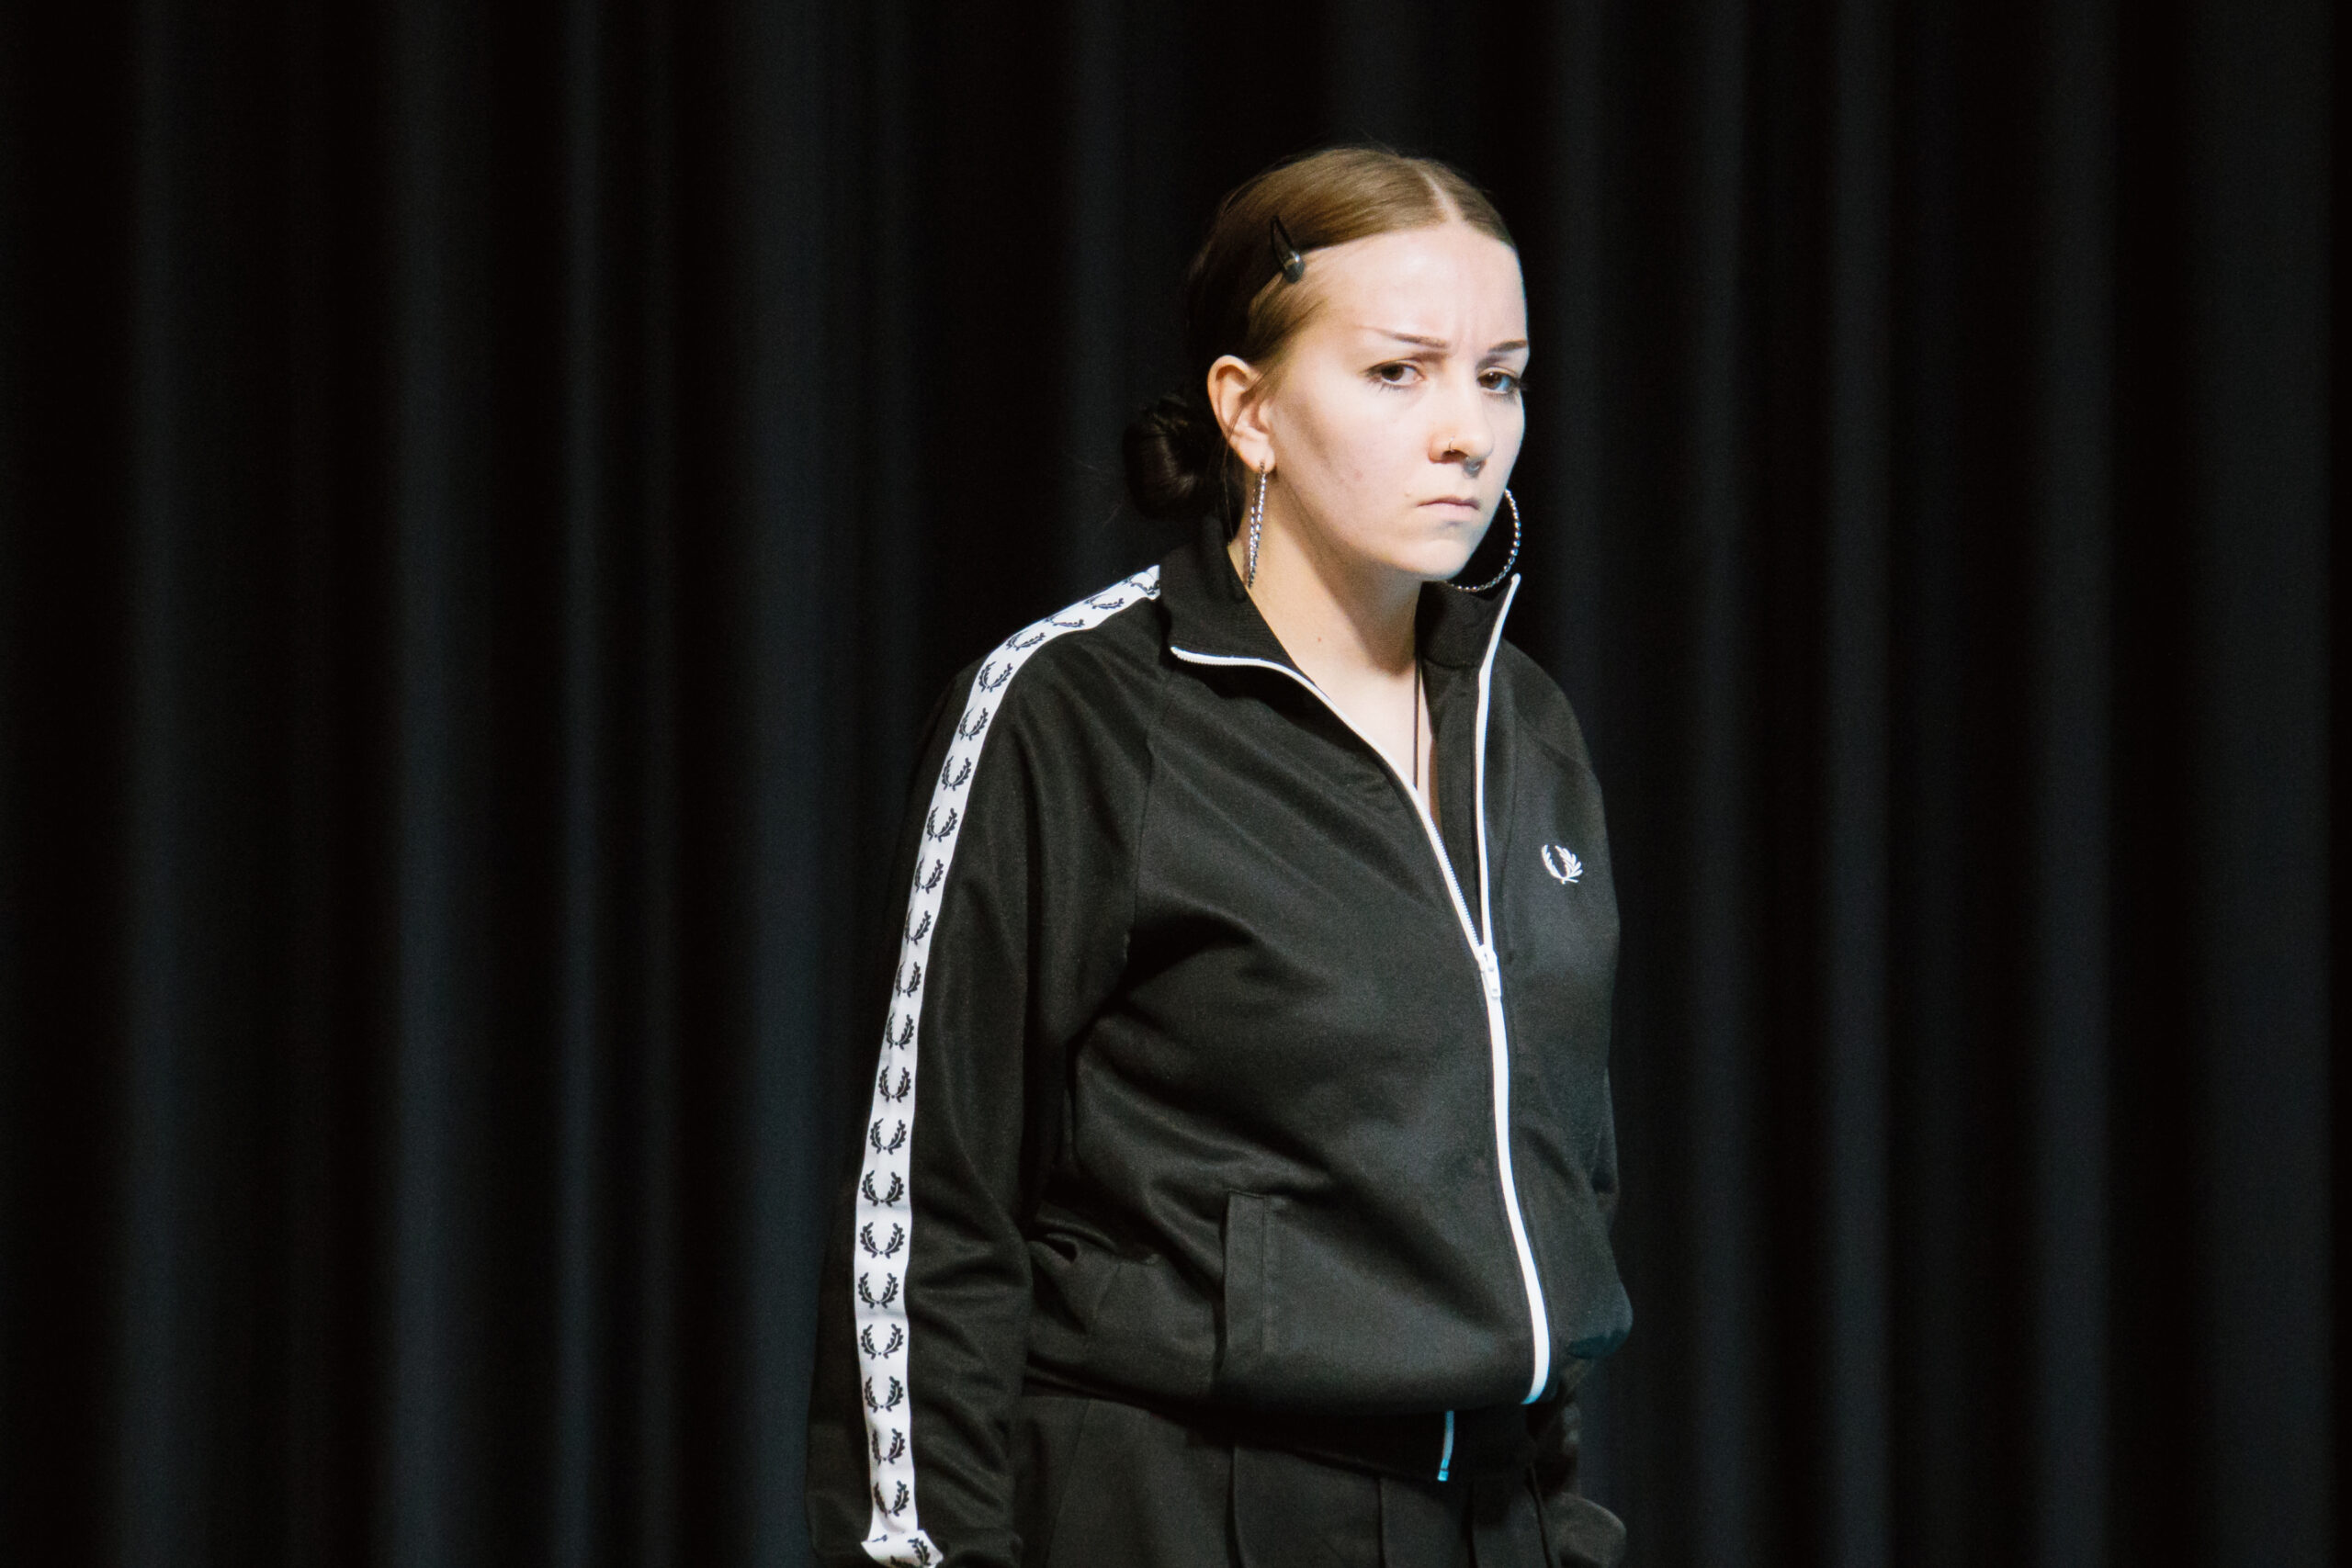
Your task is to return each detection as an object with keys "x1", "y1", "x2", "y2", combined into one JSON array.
[{"x1": 1373, "y1": 330, "x2": 1532, "y2": 355}]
